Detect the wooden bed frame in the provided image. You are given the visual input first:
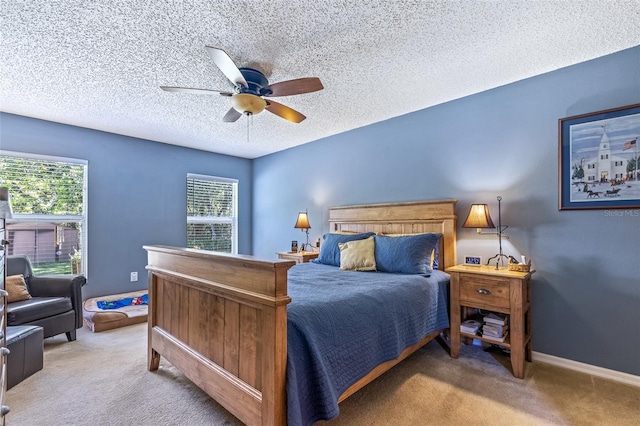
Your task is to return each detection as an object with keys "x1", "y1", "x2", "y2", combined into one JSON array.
[{"x1": 144, "y1": 199, "x2": 457, "y2": 426}]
